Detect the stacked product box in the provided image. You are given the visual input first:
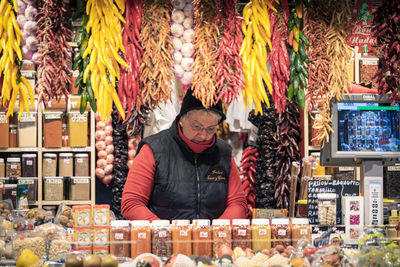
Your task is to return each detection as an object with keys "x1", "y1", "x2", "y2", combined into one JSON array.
[
  {"x1": 93, "y1": 205, "x2": 110, "y2": 257},
  {"x1": 342, "y1": 196, "x2": 364, "y2": 244}
]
